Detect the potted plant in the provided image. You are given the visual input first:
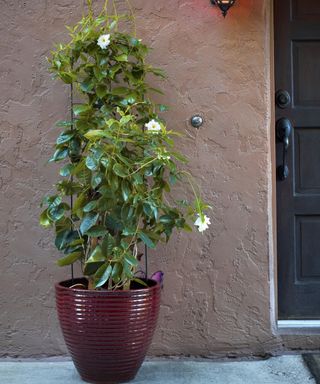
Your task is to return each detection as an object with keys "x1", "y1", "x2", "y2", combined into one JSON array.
[{"x1": 40, "y1": 1, "x2": 210, "y2": 383}]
